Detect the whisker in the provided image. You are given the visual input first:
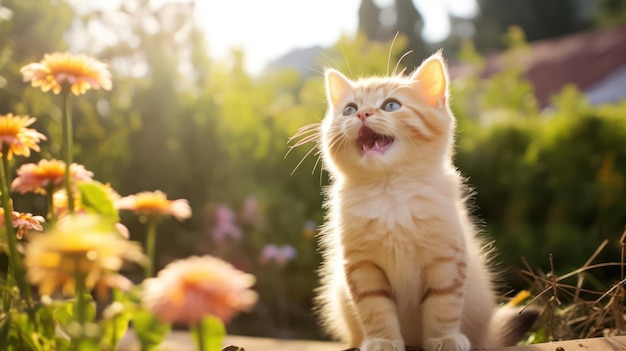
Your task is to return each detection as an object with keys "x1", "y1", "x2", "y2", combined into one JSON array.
[
  {"x1": 305, "y1": 66, "x2": 325, "y2": 76},
  {"x1": 293, "y1": 133, "x2": 320, "y2": 147},
  {"x1": 387, "y1": 32, "x2": 400, "y2": 76},
  {"x1": 288, "y1": 123, "x2": 321, "y2": 139},
  {"x1": 287, "y1": 128, "x2": 319, "y2": 142},
  {"x1": 318, "y1": 158, "x2": 324, "y2": 186},
  {"x1": 286, "y1": 123, "x2": 321, "y2": 155},
  {"x1": 341, "y1": 47, "x2": 354, "y2": 80},
  {"x1": 319, "y1": 51, "x2": 342, "y2": 73},
  {"x1": 326, "y1": 132, "x2": 345, "y2": 152},
  {"x1": 288, "y1": 138, "x2": 315, "y2": 151},
  {"x1": 312, "y1": 150, "x2": 322, "y2": 175},
  {"x1": 286, "y1": 134, "x2": 319, "y2": 159},
  {"x1": 291, "y1": 144, "x2": 319, "y2": 176},
  {"x1": 394, "y1": 50, "x2": 413, "y2": 76},
  {"x1": 291, "y1": 127, "x2": 320, "y2": 141}
]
